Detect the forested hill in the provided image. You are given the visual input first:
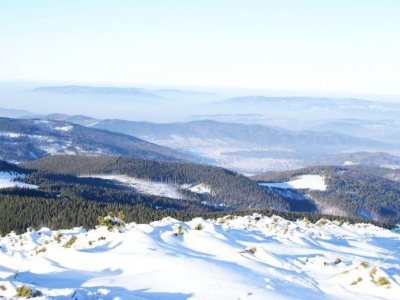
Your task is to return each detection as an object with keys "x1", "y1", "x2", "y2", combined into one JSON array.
[
  {"x1": 0, "y1": 117, "x2": 195, "y2": 163},
  {"x1": 0, "y1": 160, "x2": 213, "y2": 234},
  {"x1": 252, "y1": 165, "x2": 400, "y2": 224},
  {"x1": 1, "y1": 160, "x2": 388, "y2": 235},
  {"x1": 0, "y1": 160, "x2": 24, "y2": 173},
  {"x1": 23, "y1": 155, "x2": 289, "y2": 211}
]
